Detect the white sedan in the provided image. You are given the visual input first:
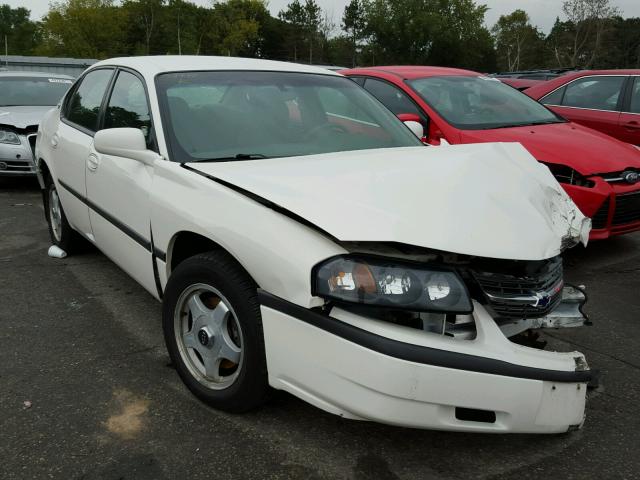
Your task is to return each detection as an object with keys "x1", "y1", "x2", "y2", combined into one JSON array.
[{"x1": 36, "y1": 56, "x2": 593, "y2": 433}]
